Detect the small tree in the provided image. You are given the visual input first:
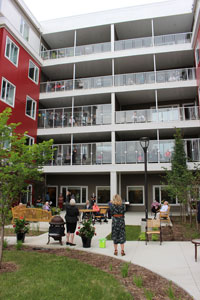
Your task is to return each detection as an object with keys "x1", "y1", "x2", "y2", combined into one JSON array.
[
  {"x1": 188, "y1": 166, "x2": 200, "y2": 230},
  {"x1": 0, "y1": 108, "x2": 54, "y2": 268},
  {"x1": 162, "y1": 128, "x2": 191, "y2": 222}
]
